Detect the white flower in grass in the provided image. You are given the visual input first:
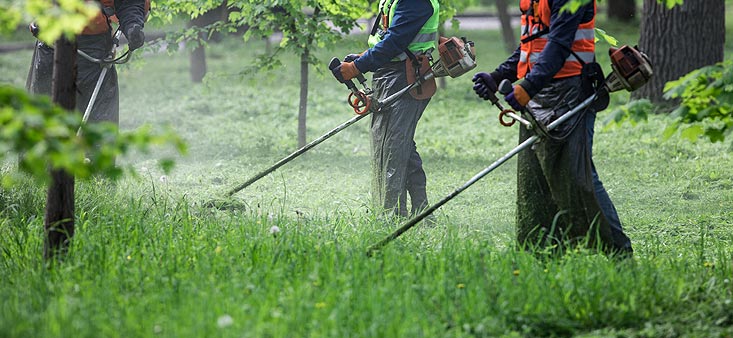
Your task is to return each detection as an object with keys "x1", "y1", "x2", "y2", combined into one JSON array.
[
  {"x1": 217, "y1": 314, "x2": 233, "y2": 328},
  {"x1": 159, "y1": 175, "x2": 168, "y2": 183},
  {"x1": 270, "y1": 225, "x2": 281, "y2": 235}
]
